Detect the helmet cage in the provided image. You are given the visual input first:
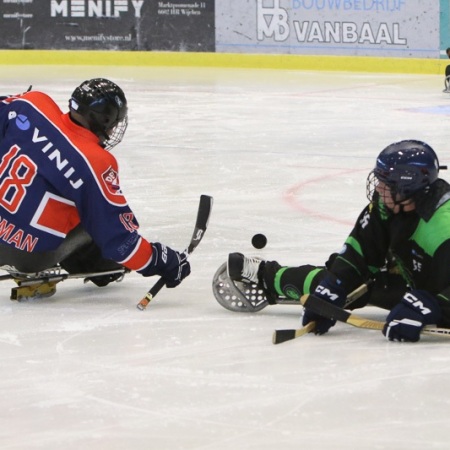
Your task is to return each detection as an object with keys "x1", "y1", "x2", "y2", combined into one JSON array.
[
  {"x1": 102, "y1": 115, "x2": 128, "y2": 151},
  {"x1": 69, "y1": 78, "x2": 128, "y2": 150},
  {"x1": 366, "y1": 140, "x2": 440, "y2": 204}
]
